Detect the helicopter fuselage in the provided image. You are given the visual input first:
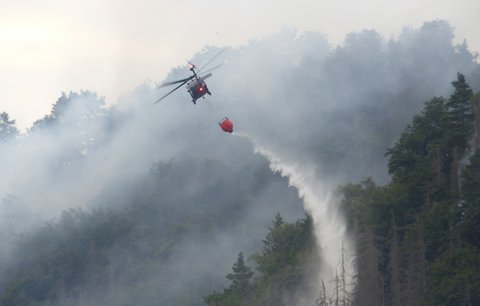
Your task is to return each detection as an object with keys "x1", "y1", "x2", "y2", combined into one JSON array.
[
  {"x1": 186, "y1": 73, "x2": 212, "y2": 104},
  {"x1": 154, "y1": 56, "x2": 218, "y2": 105}
]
